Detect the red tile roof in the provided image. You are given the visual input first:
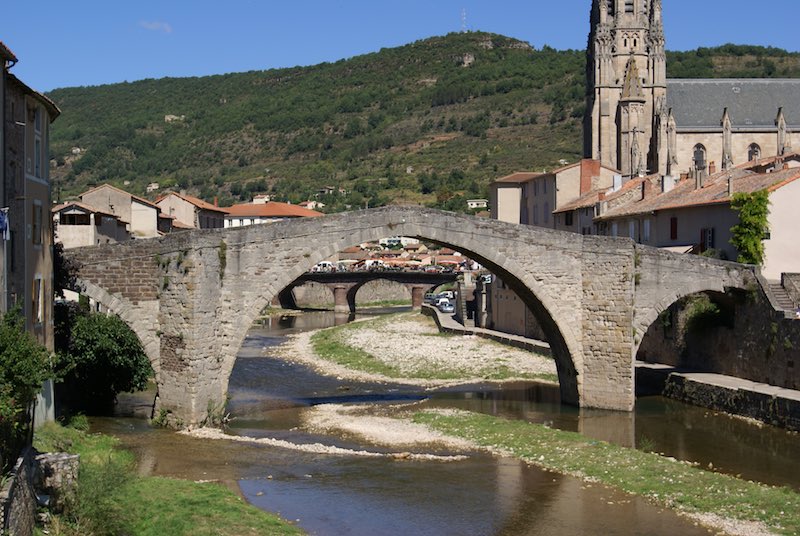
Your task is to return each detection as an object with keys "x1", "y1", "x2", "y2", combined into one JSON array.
[
  {"x1": 157, "y1": 192, "x2": 228, "y2": 214},
  {"x1": 597, "y1": 155, "x2": 800, "y2": 221},
  {"x1": 224, "y1": 202, "x2": 322, "y2": 218}
]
